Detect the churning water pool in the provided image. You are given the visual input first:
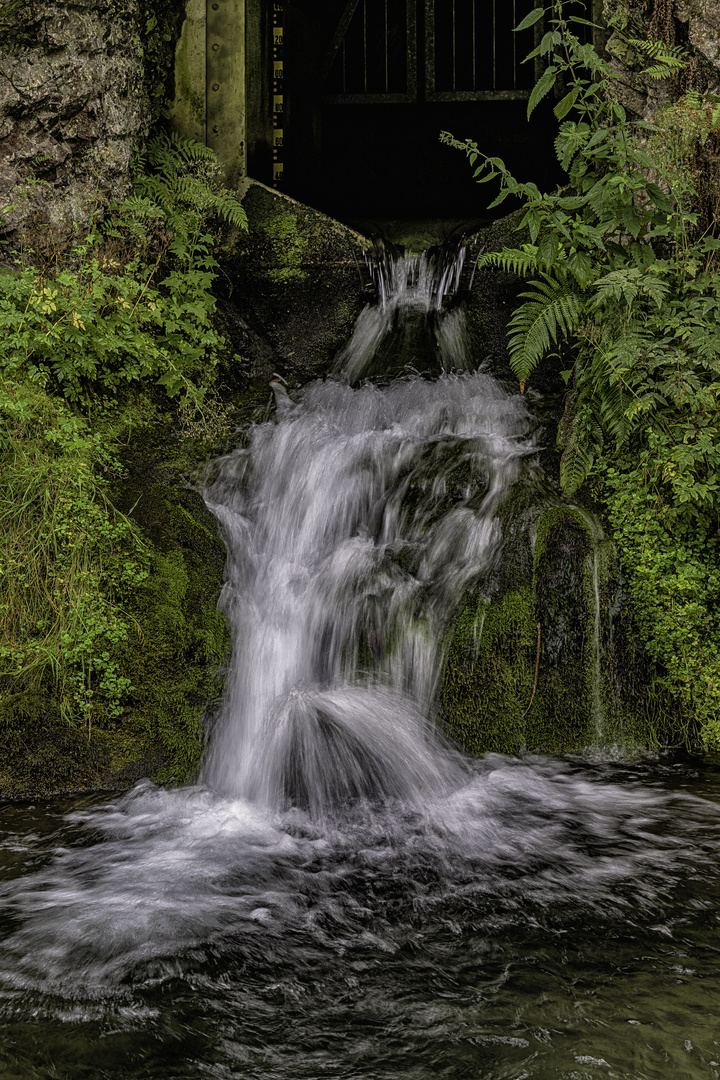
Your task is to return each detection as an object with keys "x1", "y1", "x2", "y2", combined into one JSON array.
[{"x1": 1, "y1": 754, "x2": 720, "y2": 1080}]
